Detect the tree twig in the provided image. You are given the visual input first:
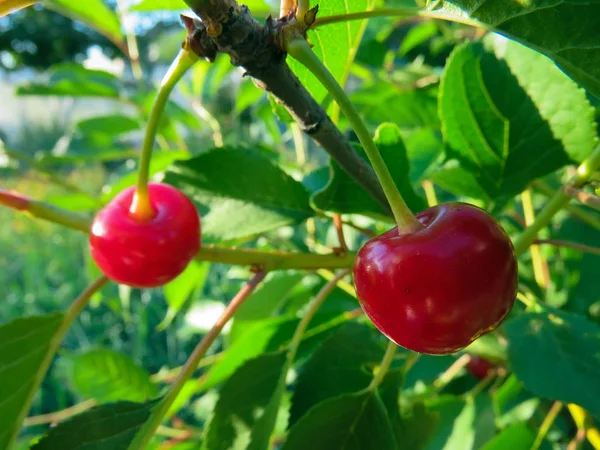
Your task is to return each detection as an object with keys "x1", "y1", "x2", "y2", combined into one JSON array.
[
  {"x1": 564, "y1": 186, "x2": 600, "y2": 211},
  {"x1": 534, "y1": 239, "x2": 600, "y2": 256},
  {"x1": 129, "y1": 270, "x2": 267, "y2": 449},
  {"x1": 181, "y1": 3, "x2": 390, "y2": 212},
  {"x1": 332, "y1": 214, "x2": 348, "y2": 252}
]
